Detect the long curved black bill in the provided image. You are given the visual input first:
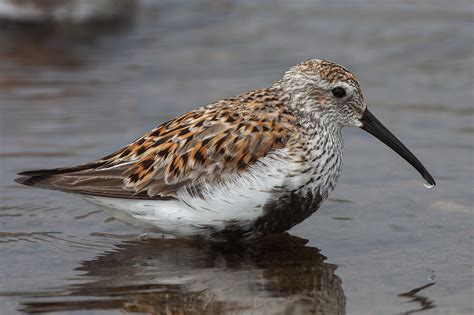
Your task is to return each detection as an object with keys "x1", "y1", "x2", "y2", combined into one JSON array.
[{"x1": 360, "y1": 109, "x2": 436, "y2": 186}]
